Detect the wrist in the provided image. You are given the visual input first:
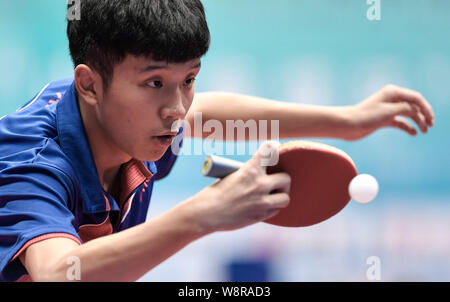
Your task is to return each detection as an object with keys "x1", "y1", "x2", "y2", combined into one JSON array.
[
  {"x1": 329, "y1": 105, "x2": 356, "y2": 140},
  {"x1": 173, "y1": 194, "x2": 217, "y2": 238}
]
